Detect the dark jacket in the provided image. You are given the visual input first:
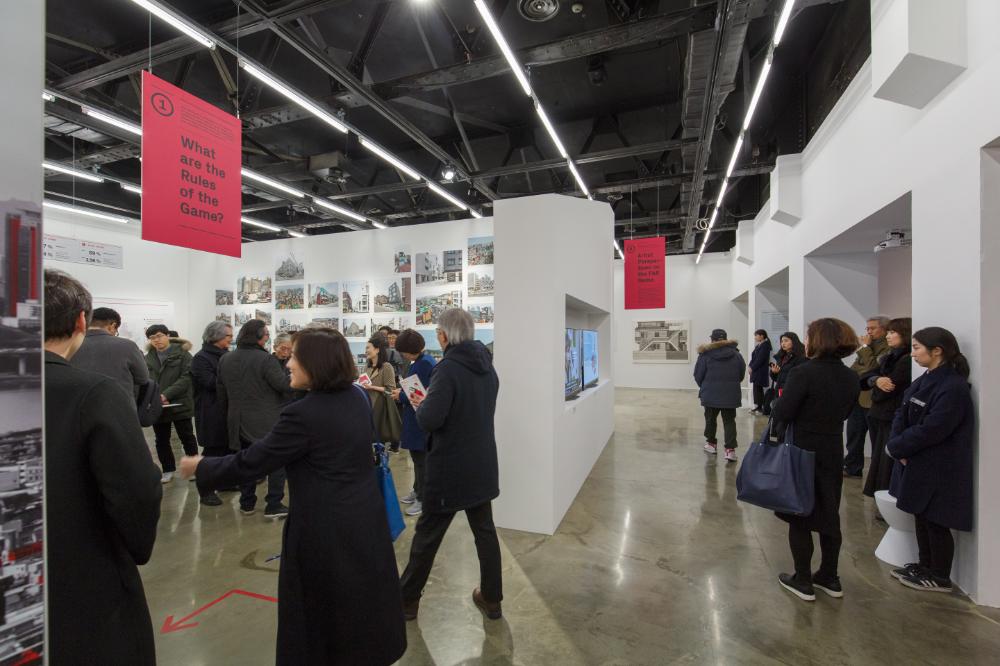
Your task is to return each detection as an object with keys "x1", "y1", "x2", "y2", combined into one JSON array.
[
  {"x1": 694, "y1": 340, "x2": 746, "y2": 409},
  {"x1": 887, "y1": 366, "x2": 974, "y2": 531},
  {"x1": 748, "y1": 339, "x2": 773, "y2": 386},
  {"x1": 851, "y1": 336, "x2": 890, "y2": 409},
  {"x1": 398, "y1": 352, "x2": 436, "y2": 452},
  {"x1": 45, "y1": 352, "x2": 162, "y2": 664},
  {"x1": 771, "y1": 357, "x2": 861, "y2": 533},
  {"x1": 144, "y1": 338, "x2": 195, "y2": 422},
  {"x1": 195, "y1": 389, "x2": 407, "y2": 665},
  {"x1": 192, "y1": 343, "x2": 228, "y2": 451},
  {"x1": 218, "y1": 343, "x2": 291, "y2": 450},
  {"x1": 771, "y1": 350, "x2": 808, "y2": 391},
  {"x1": 862, "y1": 347, "x2": 912, "y2": 421},
  {"x1": 417, "y1": 341, "x2": 500, "y2": 513},
  {"x1": 71, "y1": 328, "x2": 149, "y2": 400}
]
